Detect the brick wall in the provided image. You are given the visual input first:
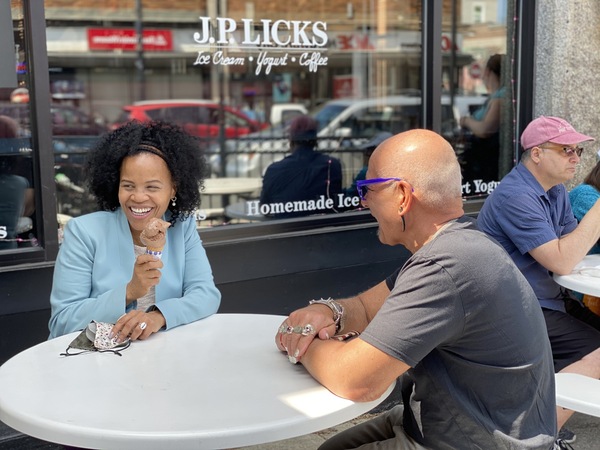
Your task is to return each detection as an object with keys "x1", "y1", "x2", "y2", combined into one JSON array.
[{"x1": 41, "y1": 0, "x2": 456, "y2": 25}]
